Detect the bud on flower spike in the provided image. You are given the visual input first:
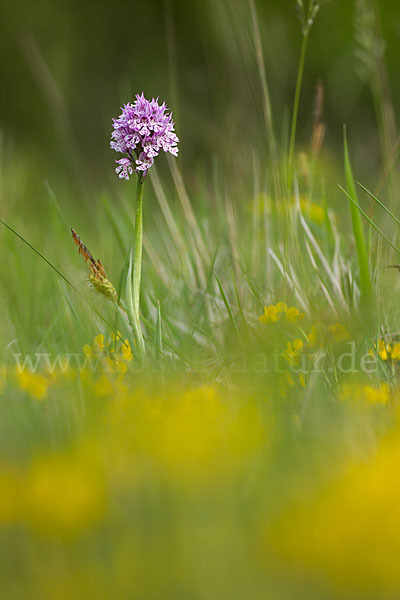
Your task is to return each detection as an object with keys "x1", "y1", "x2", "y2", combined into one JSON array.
[{"x1": 71, "y1": 229, "x2": 118, "y2": 302}]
